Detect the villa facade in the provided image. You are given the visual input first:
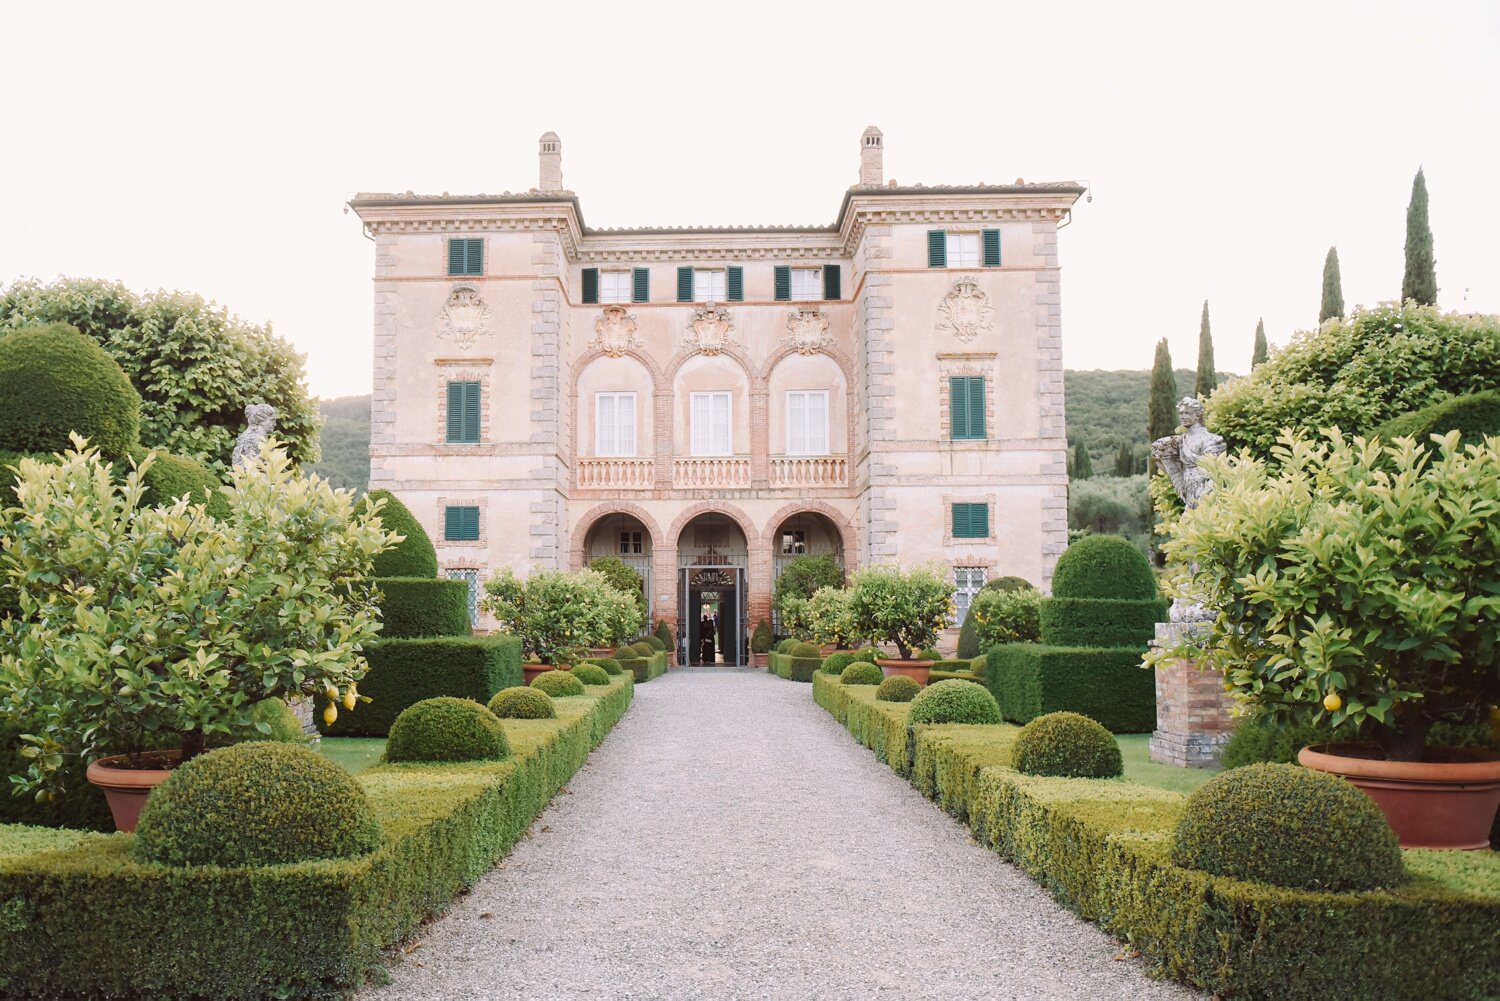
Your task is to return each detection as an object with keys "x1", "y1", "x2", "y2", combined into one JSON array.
[{"x1": 349, "y1": 129, "x2": 1081, "y2": 663}]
